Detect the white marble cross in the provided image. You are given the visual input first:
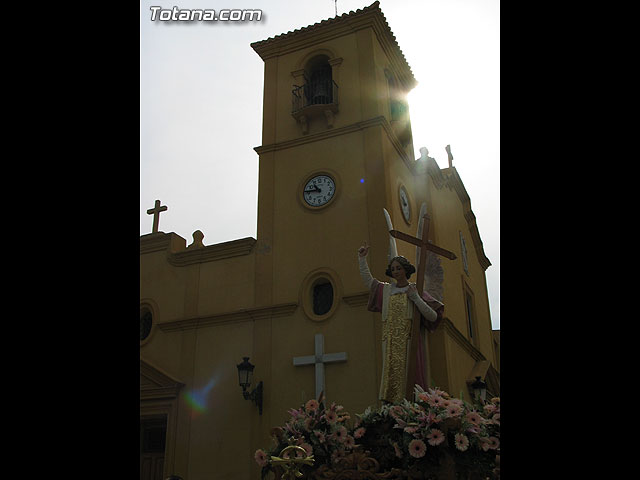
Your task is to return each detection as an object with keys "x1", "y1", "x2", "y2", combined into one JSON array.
[{"x1": 293, "y1": 333, "x2": 347, "y2": 400}]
